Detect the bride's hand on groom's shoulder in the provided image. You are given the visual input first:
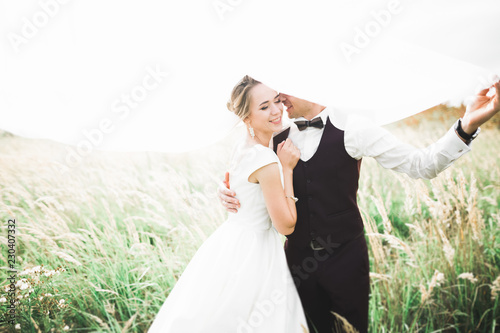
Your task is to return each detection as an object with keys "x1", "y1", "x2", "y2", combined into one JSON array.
[
  {"x1": 277, "y1": 138, "x2": 300, "y2": 171},
  {"x1": 217, "y1": 172, "x2": 240, "y2": 213}
]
